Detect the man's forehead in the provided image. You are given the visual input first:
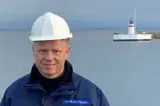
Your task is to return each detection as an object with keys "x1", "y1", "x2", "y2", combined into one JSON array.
[
  {"x1": 32, "y1": 40, "x2": 69, "y2": 48},
  {"x1": 34, "y1": 40, "x2": 60, "y2": 44}
]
